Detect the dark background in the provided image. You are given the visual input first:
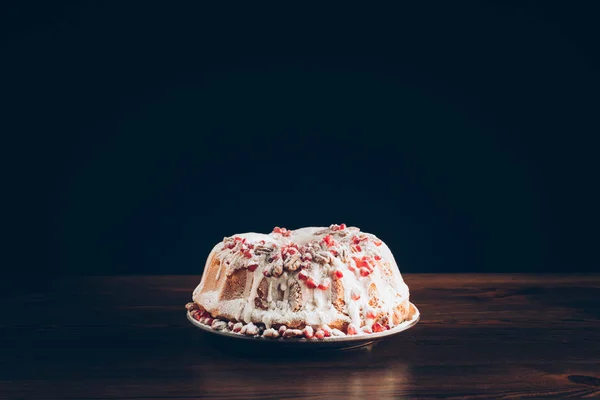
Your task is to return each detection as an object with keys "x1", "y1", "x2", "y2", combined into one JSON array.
[{"x1": 3, "y1": 2, "x2": 599, "y2": 290}]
